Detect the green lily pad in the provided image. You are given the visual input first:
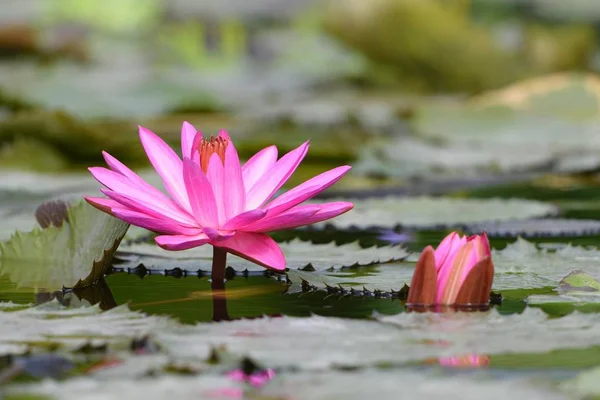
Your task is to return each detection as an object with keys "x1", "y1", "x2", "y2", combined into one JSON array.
[
  {"x1": 14, "y1": 365, "x2": 563, "y2": 400},
  {"x1": 286, "y1": 265, "x2": 412, "y2": 294},
  {"x1": 354, "y1": 134, "x2": 555, "y2": 180},
  {"x1": 561, "y1": 366, "x2": 600, "y2": 399},
  {"x1": 359, "y1": 76, "x2": 600, "y2": 178},
  {"x1": 491, "y1": 238, "x2": 600, "y2": 290},
  {"x1": 161, "y1": 307, "x2": 600, "y2": 370},
  {"x1": 465, "y1": 218, "x2": 600, "y2": 238},
  {"x1": 527, "y1": 271, "x2": 600, "y2": 308},
  {"x1": 0, "y1": 300, "x2": 168, "y2": 356},
  {"x1": 0, "y1": 200, "x2": 129, "y2": 290},
  {"x1": 557, "y1": 270, "x2": 600, "y2": 293},
  {"x1": 311, "y1": 196, "x2": 558, "y2": 230},
  {"x1": 287, "y1": 238, "x2": 600, "y2": 294},
  {"x1": 0, "y1": 169, "x2": 162, "y2": 241},
  {"x1": 471, "y1": 73, "x2": 600, "y2": 120},
  {"x1": 116, "y1": 239, "x2": 408, "y2": 272}
]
